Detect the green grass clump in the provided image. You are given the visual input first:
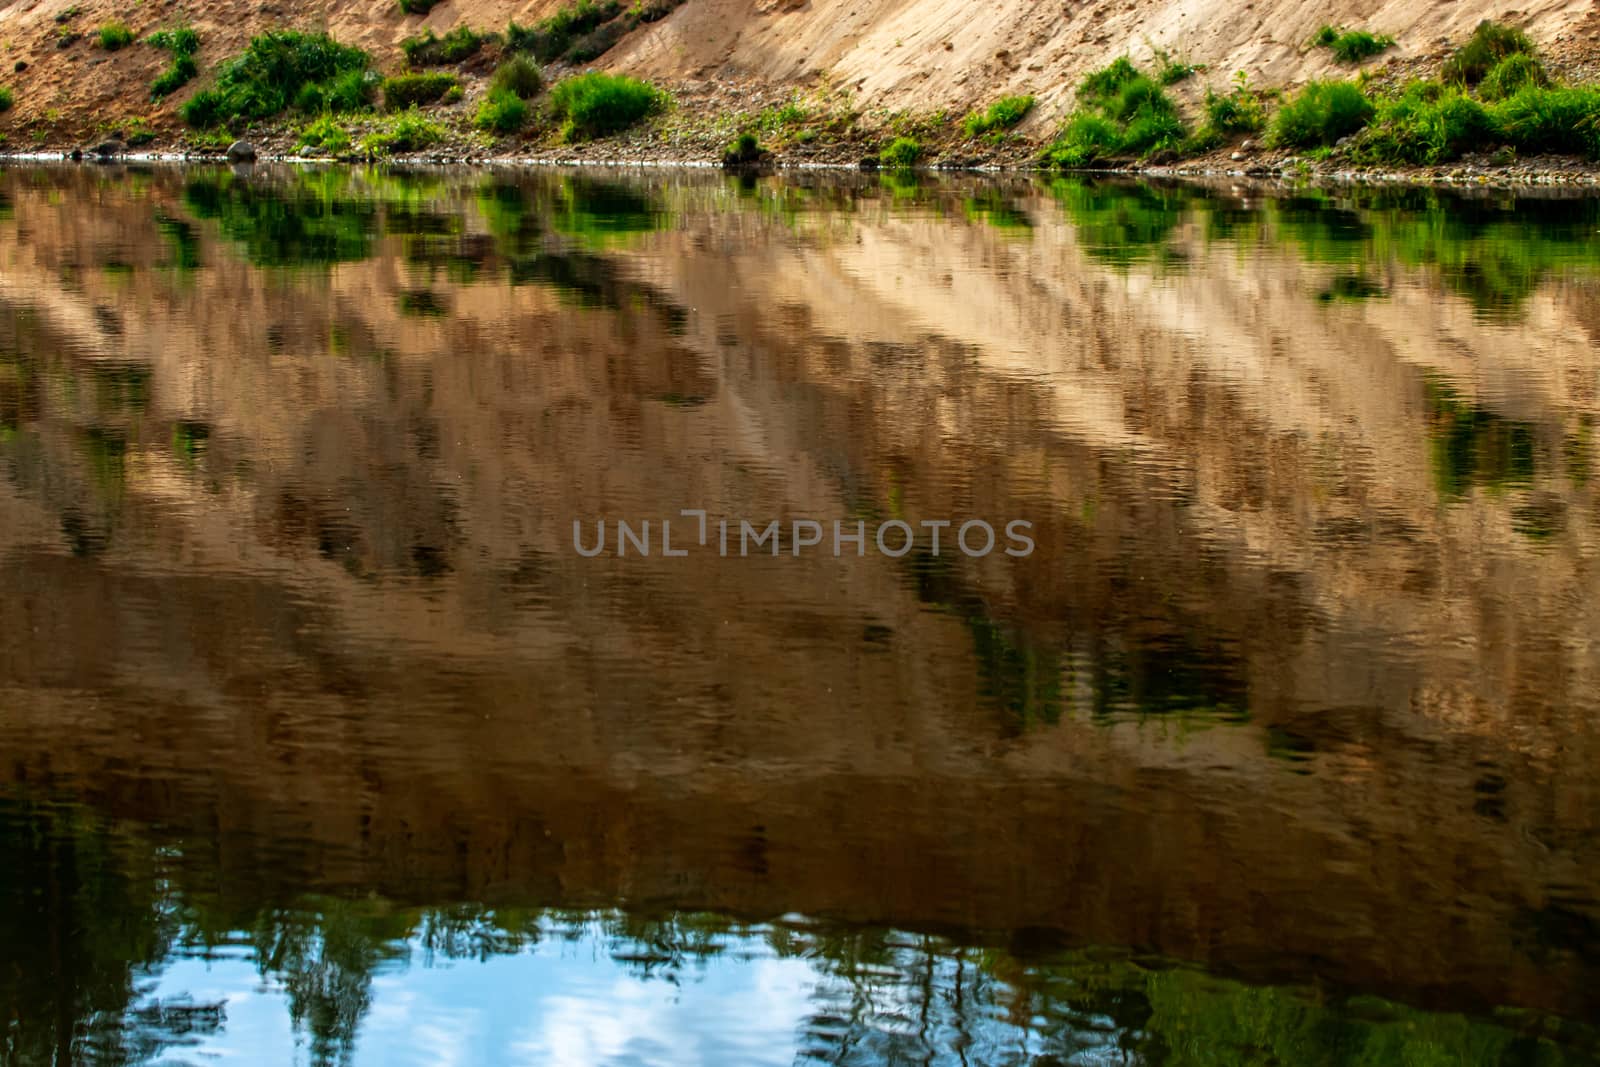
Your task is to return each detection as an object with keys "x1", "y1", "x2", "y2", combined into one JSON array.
[
  {"x1": 547, "y1": 71, "x2": 665, "y2": 139},
  {"x1": 1040, "y1": 112, "x2": 1123, "y2": 167},
  {"x1": 1348, "y1": 79, "x2": 1600, "y2": 165},
  {"x1": 507, "y1": 1, "x2": 622, "y2": 62},
  {"x1": 0, "y1": 86, "x2": 13, "y2": 112},
  {"x1": 1479, "y1": 52, "x2": 1549, "y2": 101},
  {"x1": 1158, "y1": 60, "x2": 1200, "y2": 85},
  {"x1": 151, "y1": 55, "x2": 198, "y2": 98},
  {"x1": 147, "y1": 26, "x2": 199, "y2": 55},
  {"x1": 1047, "y1": 57, "x2": 1188, "y2": 164},
  {"x1": 722, "y1": 130, "x2": 765, "y2": 165},
  {"x1": 121, "y1": 118, "x2": 156, "y2": 146},
  {"x1": 148, "y1": 27, "x2": 200, "y2": 98},
  {"x1": 1078, "y1": 57, "x2": 1141, "y2": 108},
  {"x1": 286, "y1": 69, "x2": 376, "y2": 115},
  {"x1": 361, "y1": 108, "x2": 446, "y2": 155},
  {"x1": 1121, "y1": 101, "x2": 1185, "y2": 155},
  {"x1": 1353, "y1": 82, "x2": 1496, "y2": 164},
  {"x1": 298, "y1": 114, "x2": 351, "y2": 155},
  {"x1": 475, "y1": 88, "x2": 529, "y2": 133},
  {"x1": 397, "y1": 0, "x2": 440, "y2": 13},
  {"x1": 1442, "y1": 20, "x2": 1534, "y2": 87},
  {"x1": 1201, "y1": 72, "x2": 1267, "y2": 136},
  {"x1": 383, "y1": 72, "x2": 459, "y2": 109},
  {"x1": 97, "y1": 22, "x2": 135, "y2": 51},
  {"x1": 1101, "y1": 75, "x2": 1185, "y2": 153},
  {"x1": 489, "y1": 56, "x2": 543, "y2": 99},
  {"x1": 881, "y1": 136, "x2": 922, "y2": 168},
  {"x1": 1100, "y1": 76, "x2": 1176, "y2": 125},
  {"x1": 401, "y1": 26, "x2": 492, "y2": 67},
  {"x1": 1270, "y1": 79, "x2": 1374, "y2": 147},
  {"x1": 181, "y1": 31, "x2": 372, "y2": 128},
  {"x1": 1495, "y1": 85, "x2": 1600, "y2": 159},
  {"x1": 961, "y1": 95, "x2": 1034, "y2": 138},
  {"x1": 1311, "y1": 26, "x2": 1395, "y2": 64},
  {"x1": 1151, "y1": 49, "x2": 1203, "y2": 86}
]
